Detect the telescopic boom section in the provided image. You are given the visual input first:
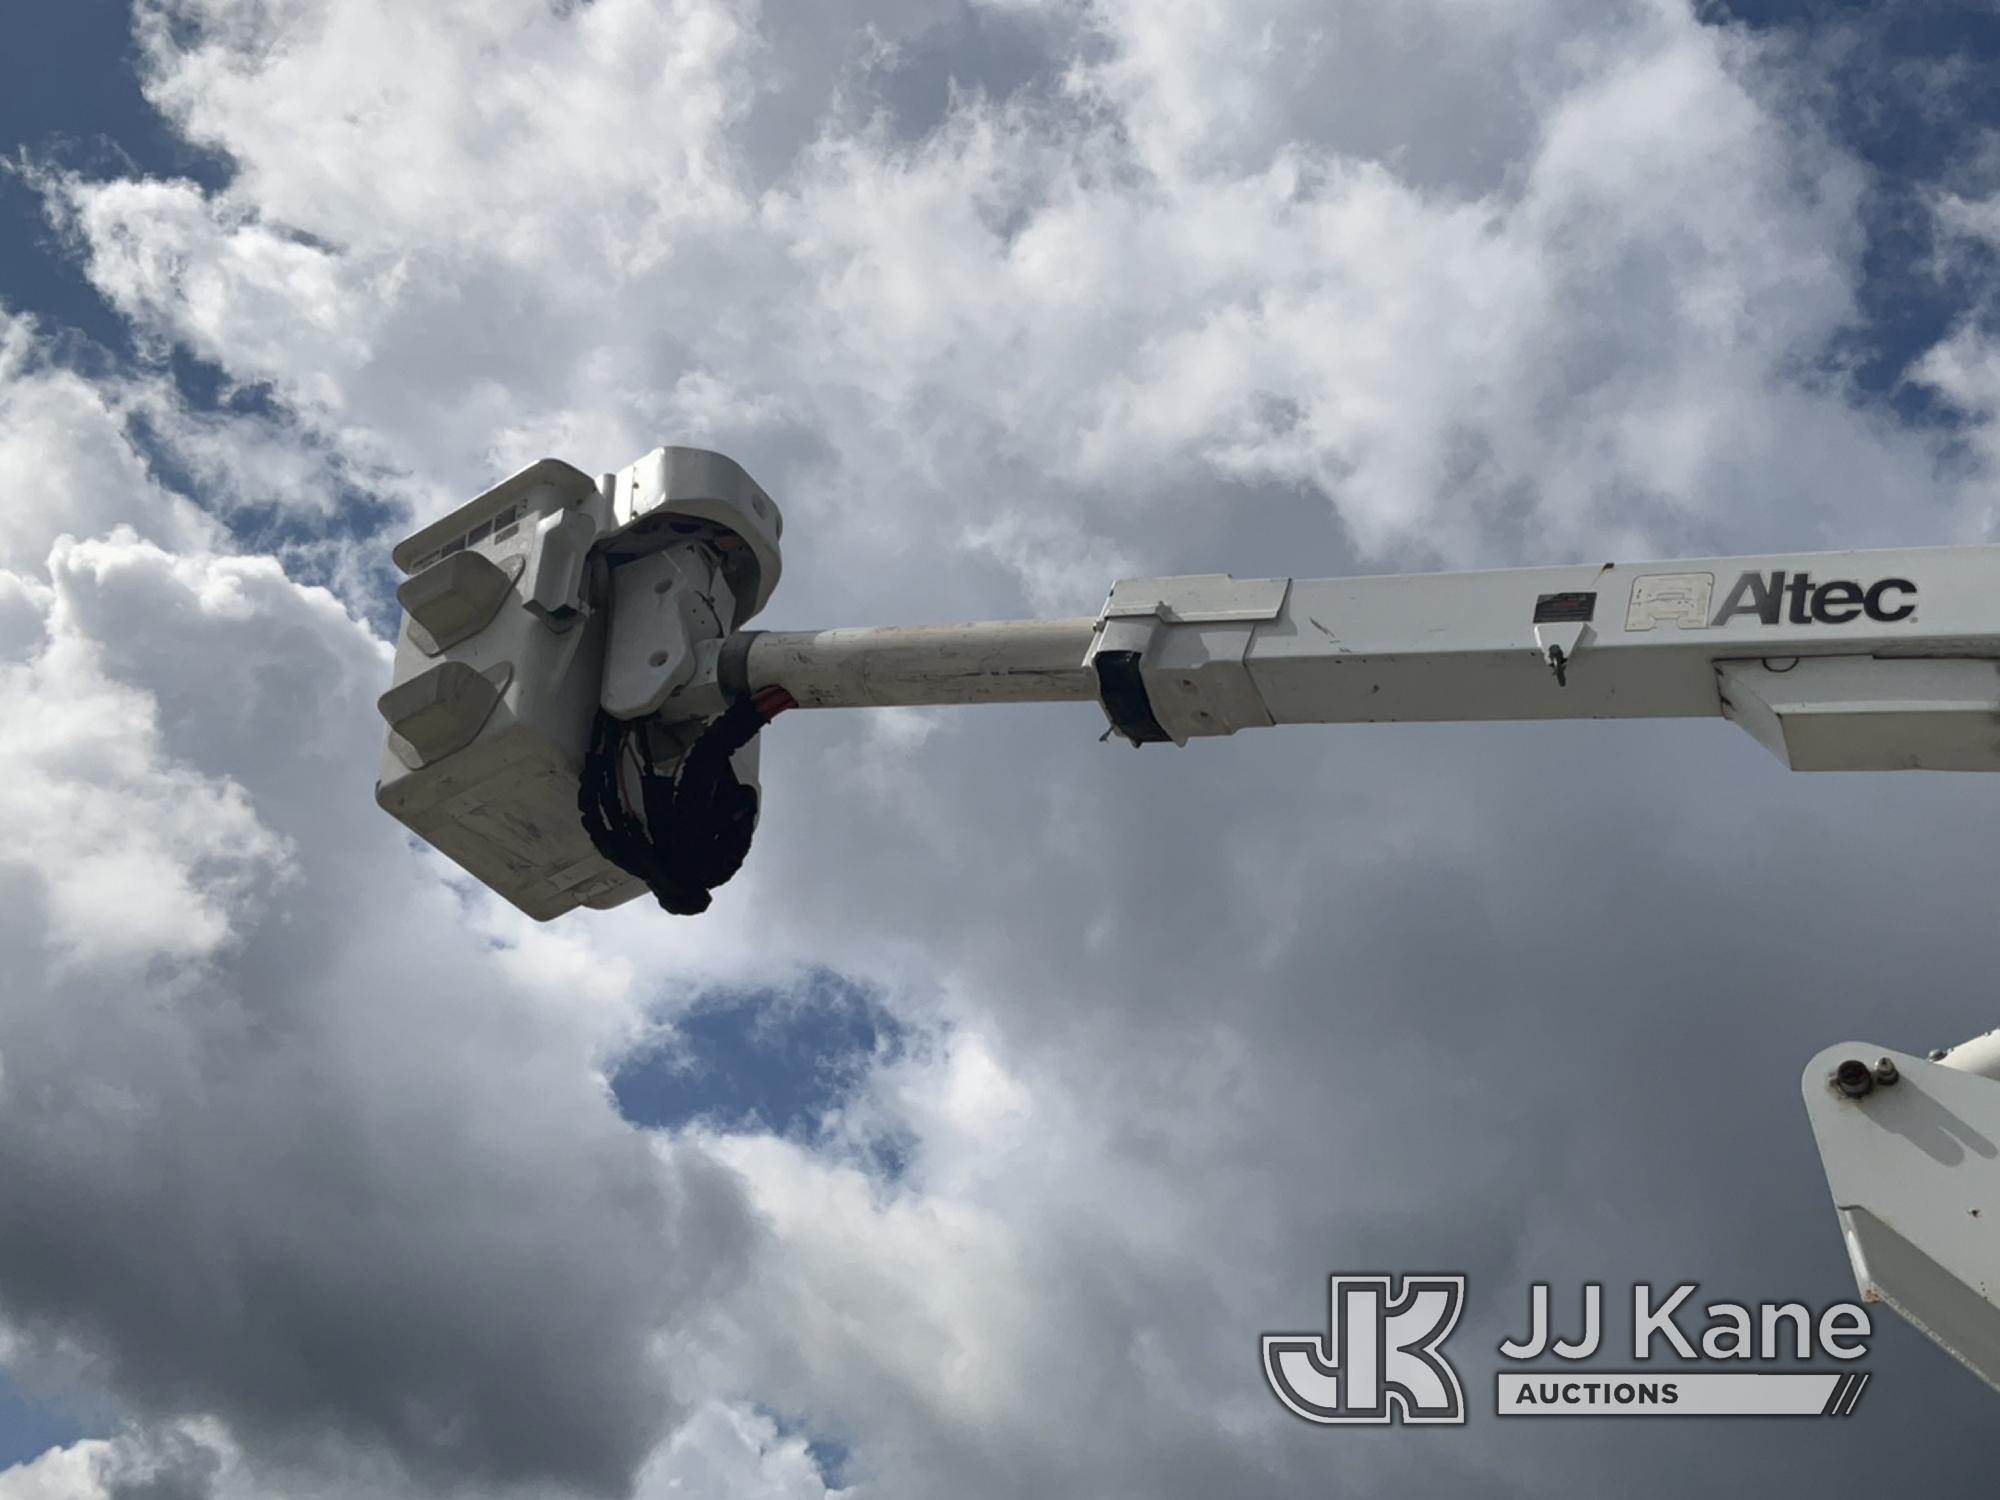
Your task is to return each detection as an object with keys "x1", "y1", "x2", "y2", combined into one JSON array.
[
  {"x1": 730, "y1": 552, "x2": 2000, "y2": 772},
  {"x1": 734, "y1": 618, "x2": 1101, "y2": 708}
]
